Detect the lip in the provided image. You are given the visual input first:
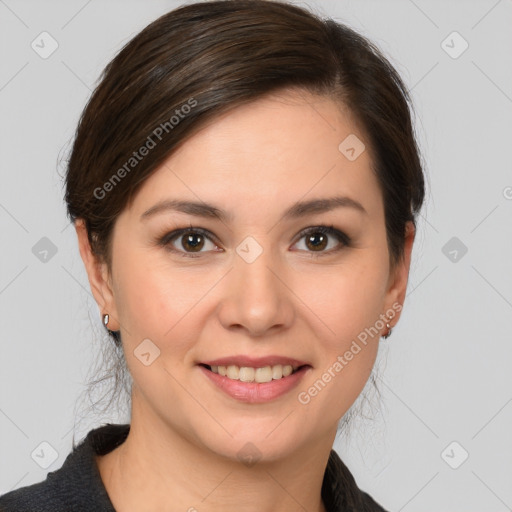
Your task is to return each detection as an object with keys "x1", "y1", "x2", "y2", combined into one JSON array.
[
  {"x1": 200, "y1": 355, "x2": 309, "y2": 368},
  {"x1": 199, "y1": 364, "x2": 311, "y2": 403}
]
